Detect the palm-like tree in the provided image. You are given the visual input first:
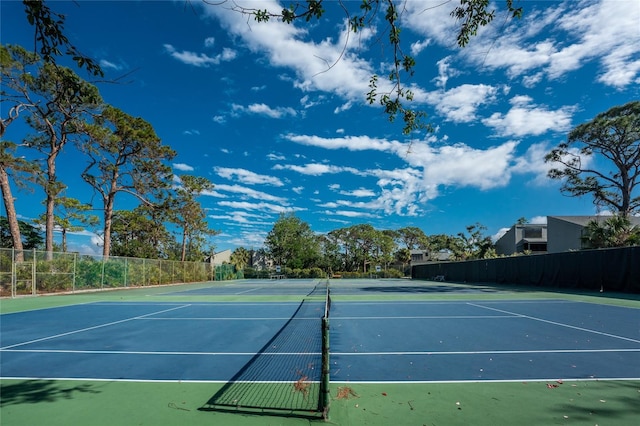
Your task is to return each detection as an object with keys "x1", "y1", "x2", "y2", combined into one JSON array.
[
  {"x1": 581, "y1": 216, "x2": 640, "y2": 249},
  {"x1": 230, "y1": 247, "x2": 250, "y2": 271}
]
